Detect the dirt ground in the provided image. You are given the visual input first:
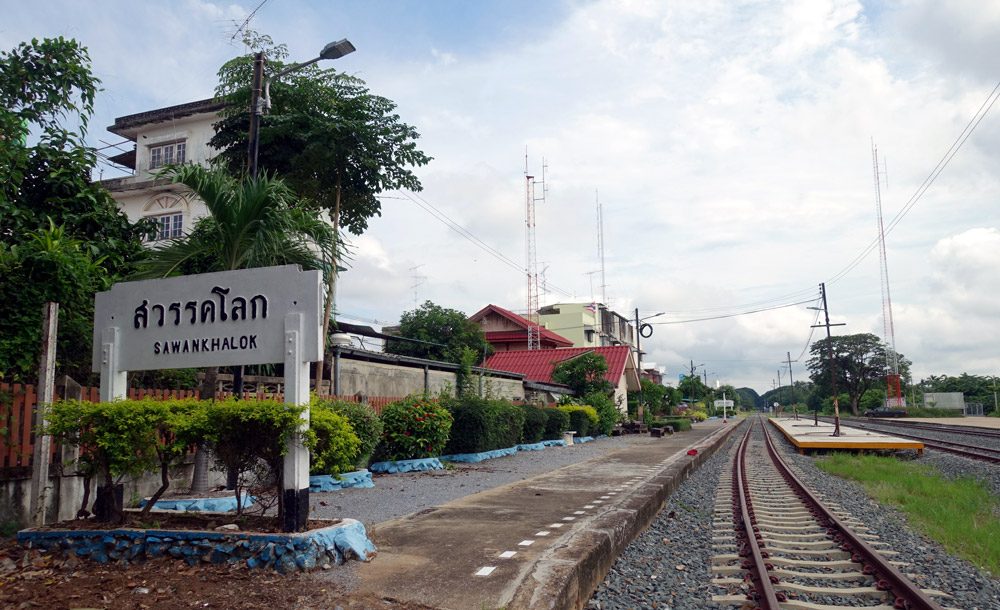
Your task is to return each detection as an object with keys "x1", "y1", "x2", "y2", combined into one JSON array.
[{"x1": 0, "y1": 536, "x2": 434, "y2": 610}]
